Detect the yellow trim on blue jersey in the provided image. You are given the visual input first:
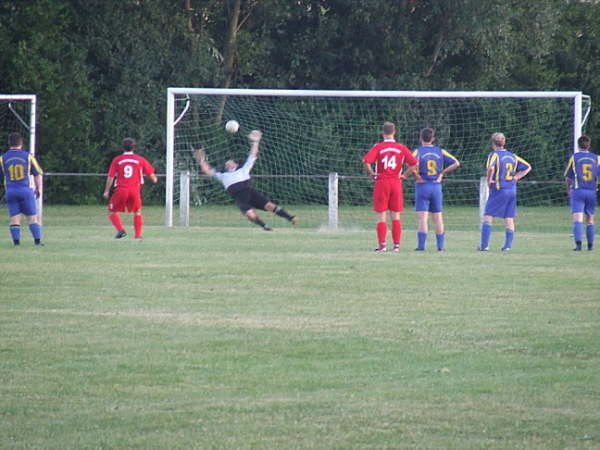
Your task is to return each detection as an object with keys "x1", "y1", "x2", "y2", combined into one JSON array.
[
  {"x1": 486, "y1": 153, "x2": 500, "y2": 189},
  {"x1": 441, "y1": 149, "x2": 459, "y2": 164},
  {"x1": 28, "y1": 154, "x2": 43, "y2": 175},
  {"x1": 563, "y1": 156, "x2": 574, "y2": 178},
  {"x1": 515, "y1": 155, "x2": 531, "y2": 169}
]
